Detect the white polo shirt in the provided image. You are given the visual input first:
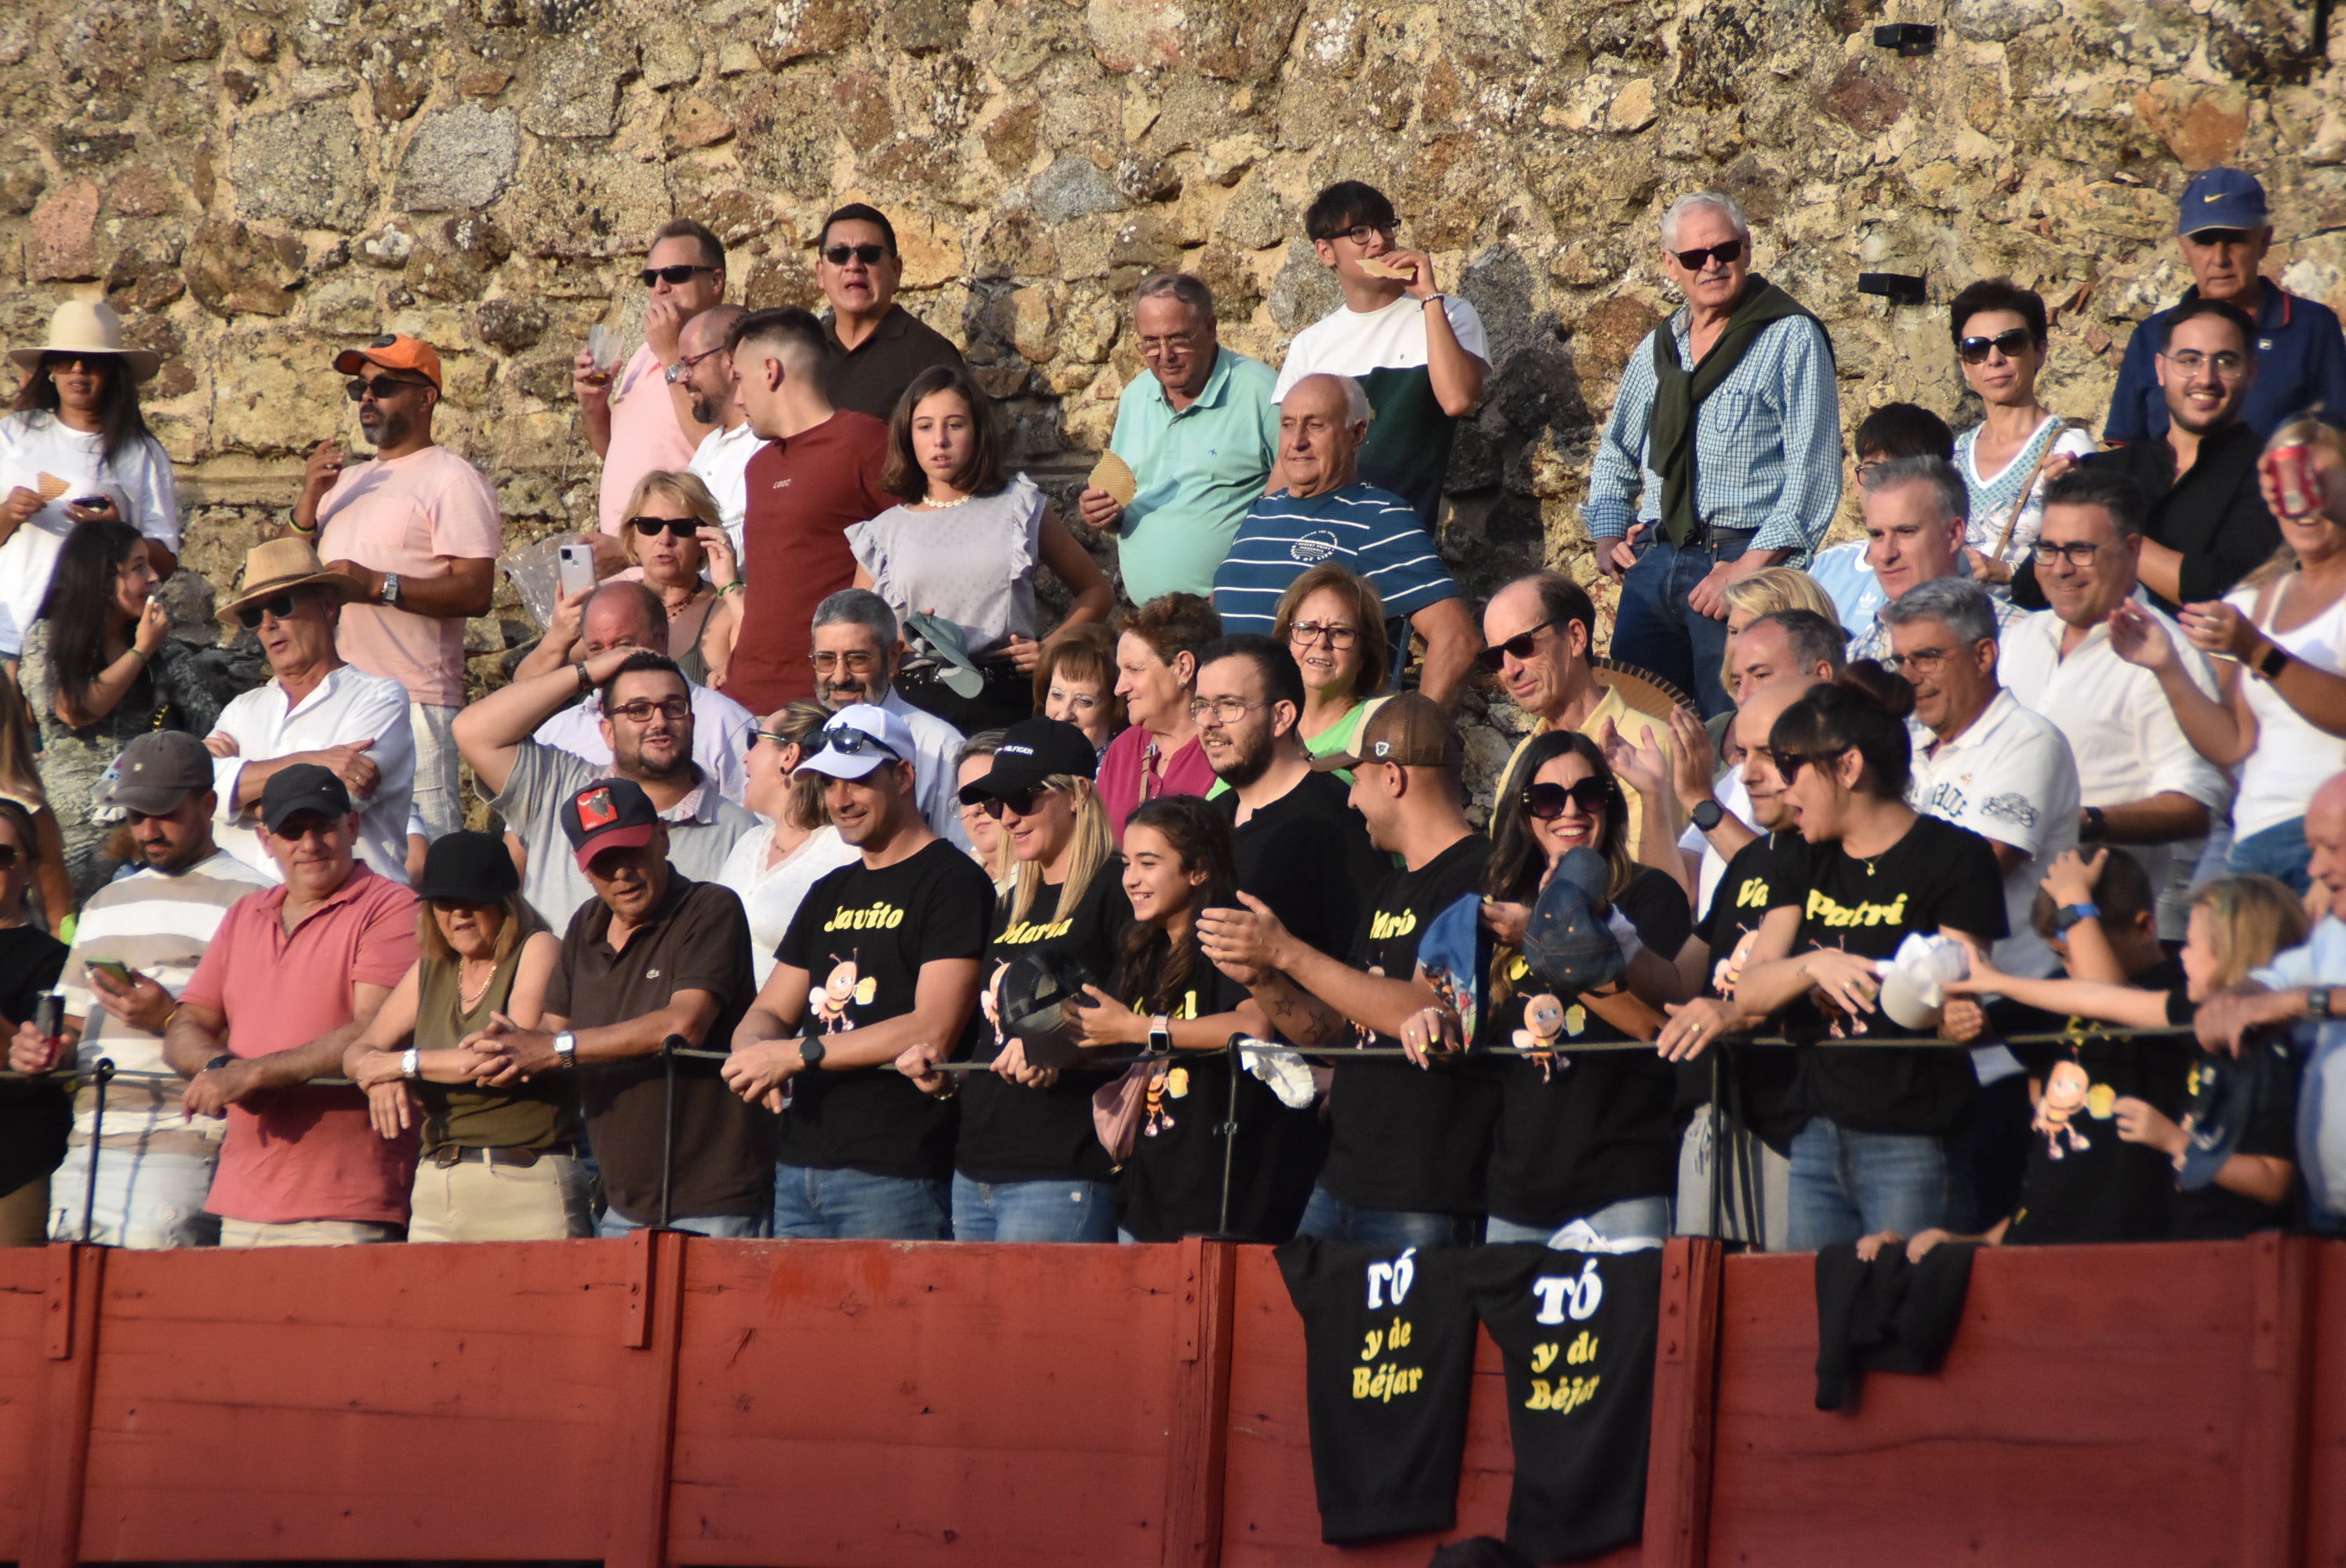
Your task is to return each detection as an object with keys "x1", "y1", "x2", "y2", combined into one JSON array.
[
  {"x1": 1908, "y1": 688, "x2": 2081, "y2": 981},
  {"x1": 2001, "y1": 604, "x2": 2231, "y2": 938},
  {"x1": 207, "y1": 662, "x2": 418, "y2": 885},
  {"x1": 688, "y1": 419, "x2": 761, "y2": 559}
]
